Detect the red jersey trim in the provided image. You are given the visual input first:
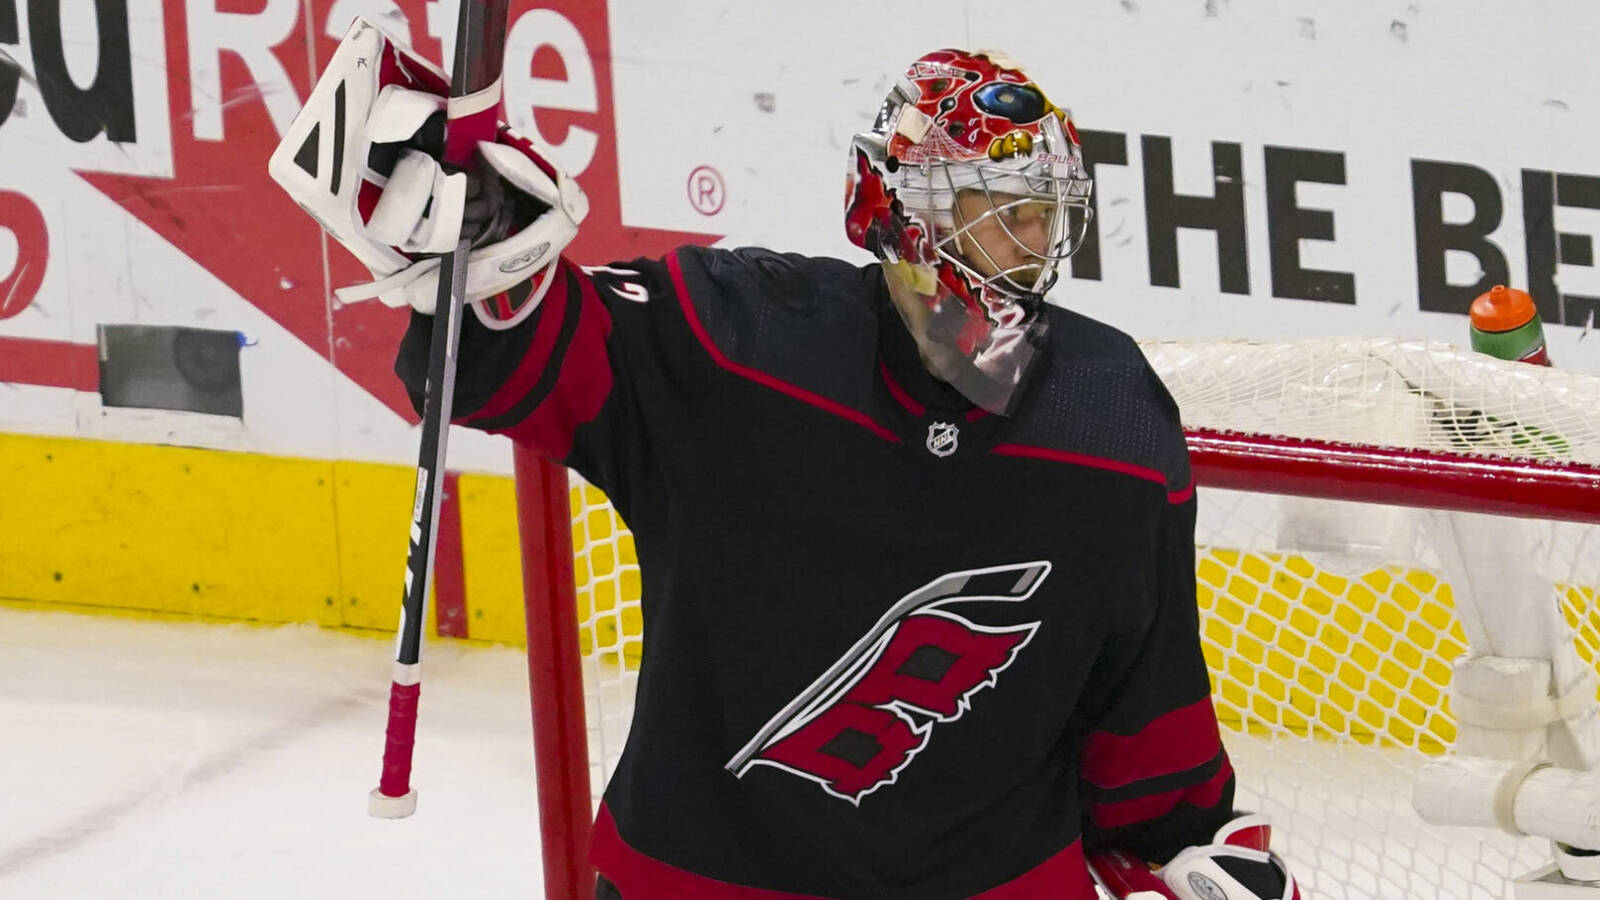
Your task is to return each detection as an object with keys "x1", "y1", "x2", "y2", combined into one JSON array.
[
  {"x1": 877, "y1": 358, "x2": 925, "y2": 417},
  {"x1": 971, "y1": 838, "x2": 1098, "y2": 900},
  {"x1": 497, "y1": 268, "x2": 617, "y2": 460},
  {"x1": 591, "y1": 805, "x2": 831, "y2": 900},
  {"x1": 1087, "y1": 755, "x2": 1235, "y2": 831},
  {"x1": 1081, "y1": 698, "x2": 1223, "y2": 791},
  {"x1": 592, "y1": 804, "x2": 1099, "y2": 900},
  {"x1": 990, "y1": 443, "x2": 1189, "y2": 503},
  {"x1": 666, "y1": 250, "x2": 901, "y2": 444},
  {"x1": 876, "y1": 358, "x2": 990, "y2": 423},
  {"x1": 461, "y1": 260, "x2": 583, "y2": 426},
  {"x1": 1167, "y1": 479, "x2": 1195, "y2": 504}
]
